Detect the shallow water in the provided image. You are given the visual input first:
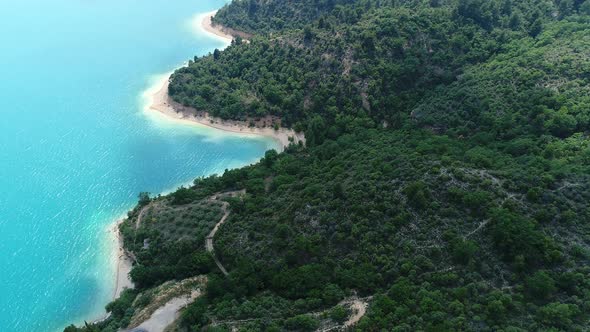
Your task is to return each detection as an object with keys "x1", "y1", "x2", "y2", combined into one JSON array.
[{"x1": 0, "y1": 1, "x2": 275, "y2": 331}]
